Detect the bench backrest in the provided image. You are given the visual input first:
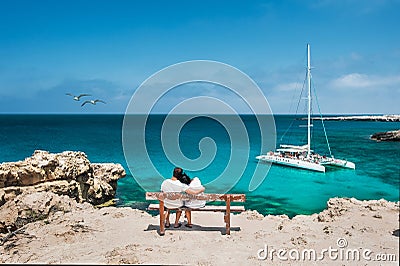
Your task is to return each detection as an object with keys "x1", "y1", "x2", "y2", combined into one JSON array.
[{"x1": 145, "y1": 192, "x2": 245, "y2": 202}]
